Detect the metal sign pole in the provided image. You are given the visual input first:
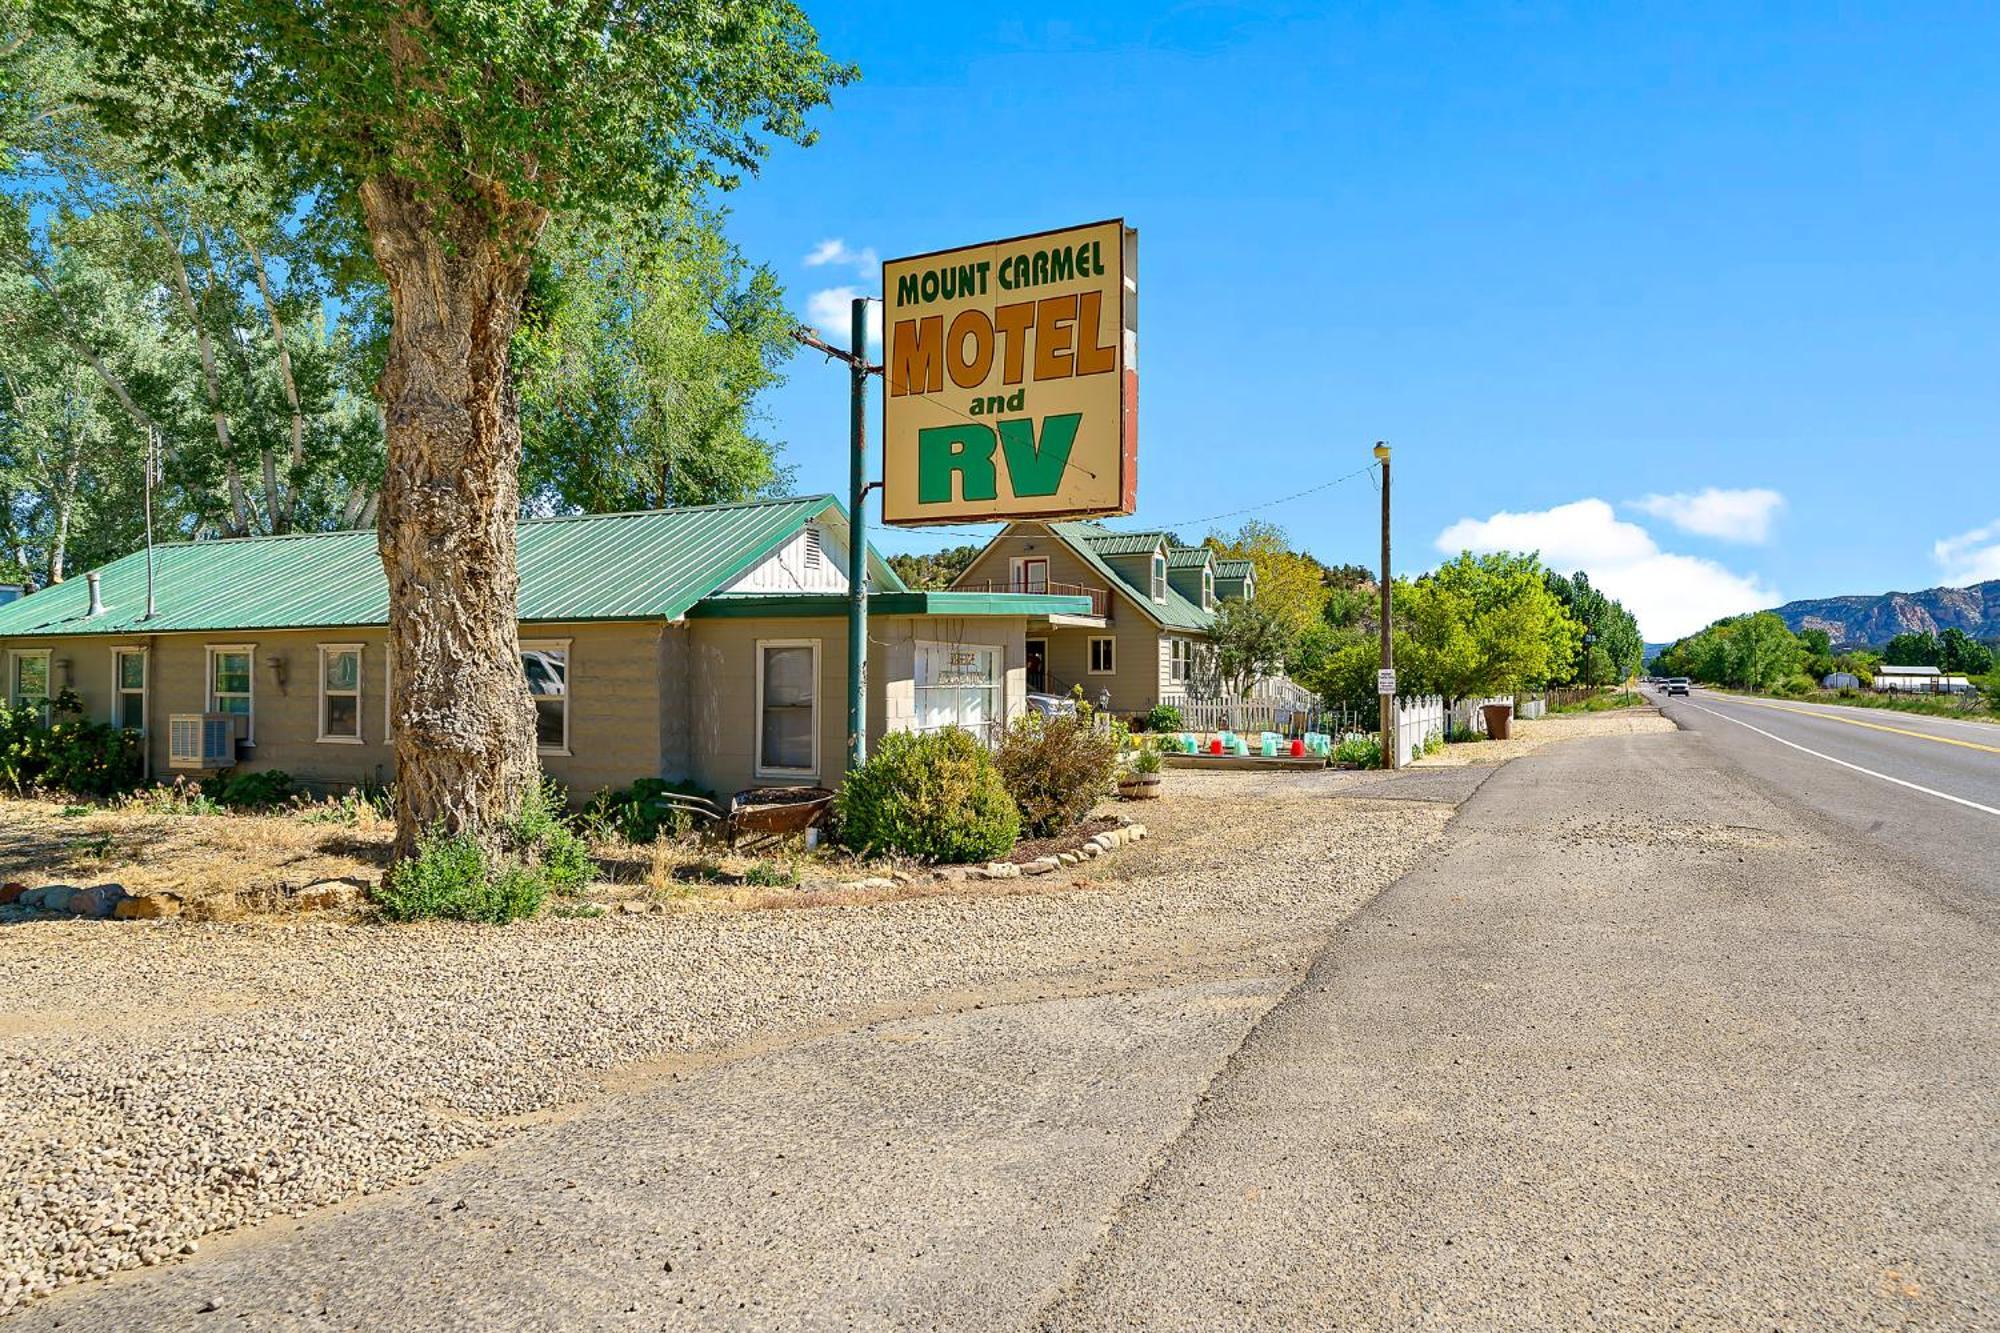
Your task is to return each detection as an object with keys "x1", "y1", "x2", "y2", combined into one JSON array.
[{"x1": 847, "y1": 297, "x2": 870, "y2": 772}]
